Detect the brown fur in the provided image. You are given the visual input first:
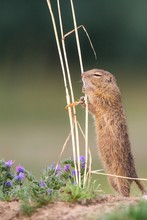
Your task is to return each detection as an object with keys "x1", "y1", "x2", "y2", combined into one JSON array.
[{"x1": 80, "y1": 68, "x2": 145, "y2": 197}]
